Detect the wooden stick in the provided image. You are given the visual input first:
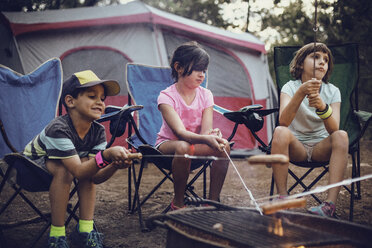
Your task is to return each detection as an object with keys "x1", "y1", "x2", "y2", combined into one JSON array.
[
  {"x1": 127, "y1": 153, "x2": 142, "y2": 160},
  {"x1": 261, "y1": 198, "x2": 307, "y2": 215},
  {"x1": 247, "y1": 154, "x2": 289, "y2": 165}
]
